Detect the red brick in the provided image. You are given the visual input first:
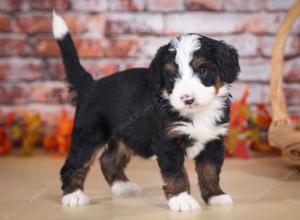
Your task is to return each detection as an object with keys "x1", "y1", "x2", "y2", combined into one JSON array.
[
  {"x1": 32, "y1": 37, "x2": 104, "y2": 57},
  {"x1": 0, "y1": 0, "x2": 28, "y2": 11},
  {"x1": 46, "y1": 60, "x2": 66, "y2": 81},
  {"x1": 98, "y1": 62, "x2": 119, "y2": 76},
  {"x1": 74, "y1": 37, "x2": 104, "y2": 57},
  {"x1": 30, "y1": 82, "x2": 70, "y2": 104},
  {"x1": 86, "y1": 14, "x2": 105, "y2": 34},
  {"x1": 71, "y1": 0, "x2": 107, "y2": 11},
  {"x1": 48, "y1": 59, "x2": 120, "y2": 80},
  {"x1": 107, "y1": 0, "x2": 146, "y2": 11},
  {"x1": 284, "y1": 58, "x2": 300, "y2": 82},
  {"x1": 288, "y1": 106, "x2": 300, "y2": 116},
  {"x1": 121, "y1": 58, "x2": 150, "y2": 69},
  {"x1": 0, "y1": 15, "x2": 12, "y2": 32},
  {"x1": 63, "y1": 14, "x2": 91, "y2": 33},
  {"x1": 0, "y1": 84, "x2": 29, "y2": 104},
  {"x1": 15, "y1": 15, "x2": 51, "y2": 34},
  {"x1": 105, "y1": 13, "x2": 164, "y2": 35},
  {"x1": 259, "y1": 36, "x2": 300, "y2": 58},
  {"x1": 140, "y1": 37, "x2": 171, "y2": 57},
  {"x1": 284, "y1": 86, "x2": 300, "y2": 105},
  {"x1": 32, "y1": 37, "x2": 60, "y2": 57},
  {"x1": 265, "y1": 0, "x2": 294, "y2": 11},
  {"x1": 291, "y1": 18, "x2": 300, "y2": 34},
  {"x1": 166, "y1": 12, "x2": 284, "y2": 35},
  {"x1": 64, "y1": 14, "x2": 104, "y2": 34},
  {"x1": 146, "y1": 0, "x2": 184, "y2": 11},
  {"x1": 224, "y1": 0, "x2": 263, "y2": 11},
  {"x1": 239, "y1": 58, "x2": 270, "y2": 82},
  {"x1": 81, "y1": 60, "x2": 119, "y2": 78},
  {"x1": 105, "y1": 38, "x2": 140, "y2": 57},
  {"x1": 31, "y1": 0, "x2": 69, "y2": 10},
  {"x1": 218, "y1": 34, "x2": 258, "y2": 57},
  {"x1": 0, "y1": 59, "x2": 44, "y2": 81},
  {"x1": 240, "y1": 13, "x2": 284, "y2": 34},
  {"x1": 185, "y1": 0, "x2": 223, "y2": 11},
  {"x1": 231, "y1": 83, "x2": 269, "y2": 104},
  {"x1": 0, "y1": 37, "x2": 29, "y2": 56},
  {"x1": 16, "y1": 13, "x2": 103, "y2": 34},
  {"x1": 165, "y1": 13, "x2": 241, "y2": 34}
]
